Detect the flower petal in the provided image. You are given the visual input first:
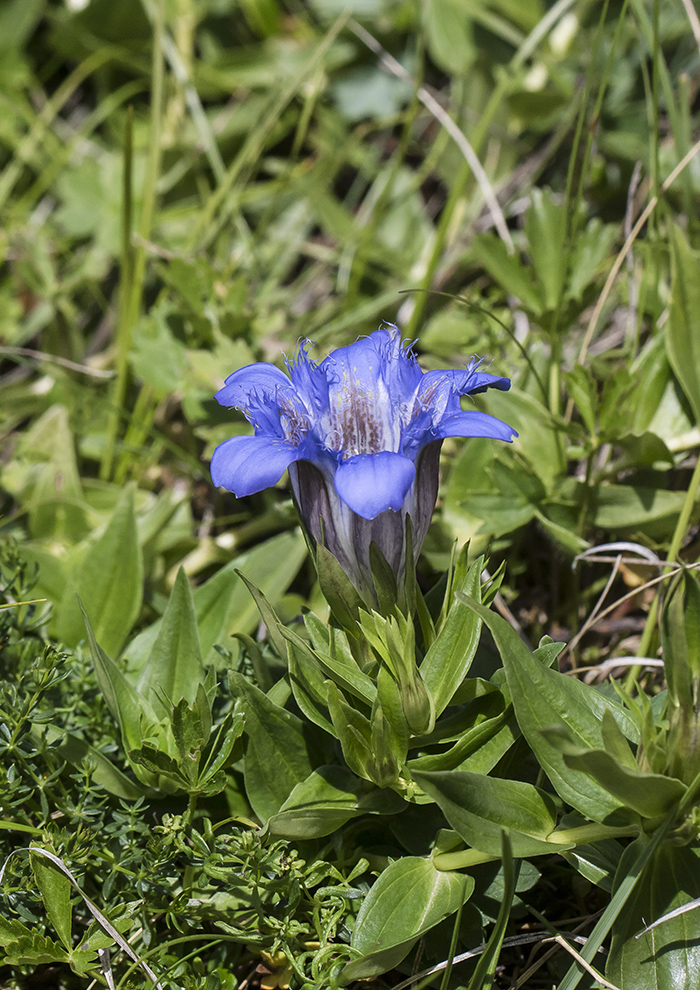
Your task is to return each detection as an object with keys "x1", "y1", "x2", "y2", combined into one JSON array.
[
  {"x1": 215, "y1": 363, "x2": 292, "y2": 408},
  {"x1": 437, "y1": 410, "x2": 517, "y2": 442},
  {"x1": 335, "y1": 452, "x2": 416, "y2": 519},
  {"x1": 211, "y1": 435, "x2": 298, "y2": 497},
  {"x1": 286, "y1": 341, "x2": 330, "y2": 416}
]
